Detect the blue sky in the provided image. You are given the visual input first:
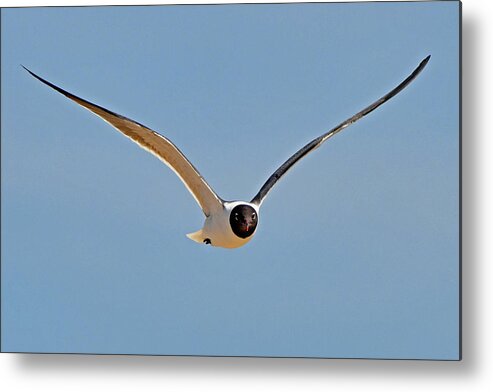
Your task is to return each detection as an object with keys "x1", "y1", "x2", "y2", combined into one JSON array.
[{"x1": 1, "y1": 1, "x2": 459, "y2": 359}]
